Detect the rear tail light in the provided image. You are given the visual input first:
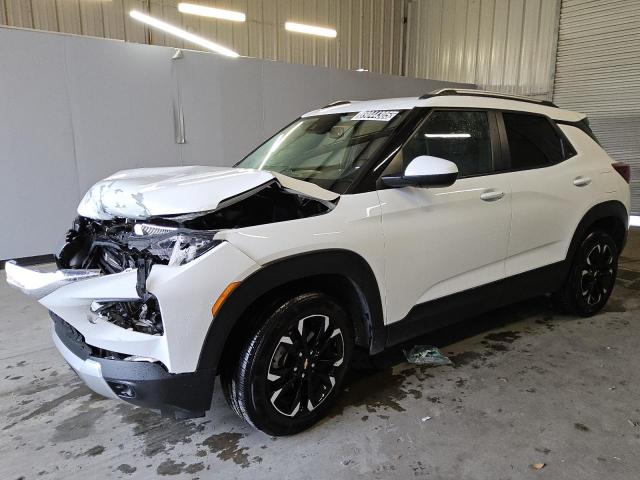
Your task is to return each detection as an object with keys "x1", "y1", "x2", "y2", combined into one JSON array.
[{"x1": 612, "y1": 162, "x2": 630, "y2": 183}]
